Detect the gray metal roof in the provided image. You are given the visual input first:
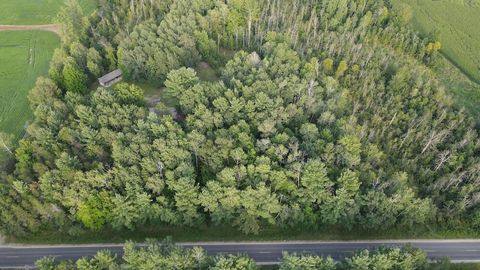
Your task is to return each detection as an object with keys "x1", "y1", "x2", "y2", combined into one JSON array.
[{"x1": 98, "y1": 69, "x2": 122, "y2": 84}]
